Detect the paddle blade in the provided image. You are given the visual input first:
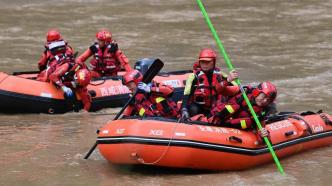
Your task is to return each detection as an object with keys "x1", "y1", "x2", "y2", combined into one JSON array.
[{"x1": 142, "y1": 58, "x2": 164, "y2": 83}]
